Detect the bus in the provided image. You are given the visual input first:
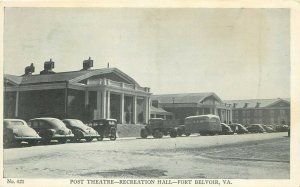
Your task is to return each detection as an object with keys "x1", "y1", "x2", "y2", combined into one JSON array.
[{"x1": 184, "y1": 115, "x2": 222, "y2": 136}]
